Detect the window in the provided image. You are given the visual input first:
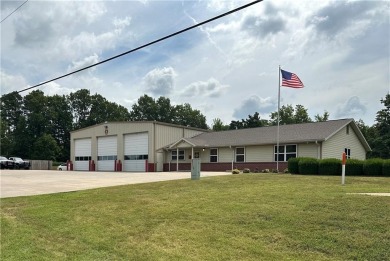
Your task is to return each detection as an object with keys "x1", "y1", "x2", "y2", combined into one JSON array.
[
  {"x1": 346, "y1": 125, "x2": 350, "y2": 135},
  {"x1": 75, "y1": 156, "x2": 91, "y2": 161},
  {"x1": 210, "y1": 148, "x2": 218, "y2": 162},
  {"x1": 274, "y1": 145, "x2": 297, "y2": 161},
  {"x1": 97, "y1": 155, "x2": 117, "y2": 161},
  {"x1": 345, "y1": 148, "x2": 351, "y2": 159},
  {"x1": 172, "y1": 150, "x2": 185, "y2": 160},
  {"x1": 124, "y1": 155, "x2": 148, "y2": 160},
  {"x1": 235, "y1": 147, "x2": 245, "y2": 162}
]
